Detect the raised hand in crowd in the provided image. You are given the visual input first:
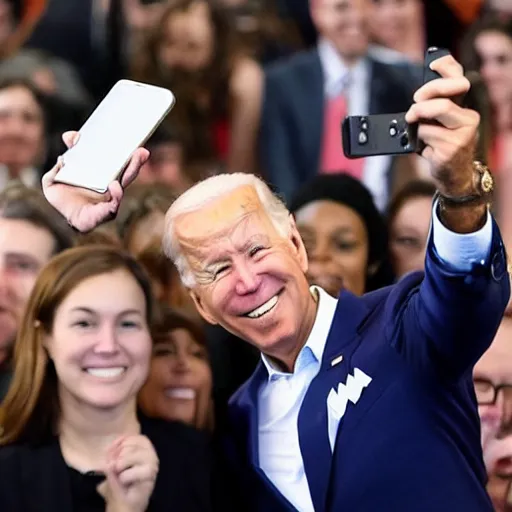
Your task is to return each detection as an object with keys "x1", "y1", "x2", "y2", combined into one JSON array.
[
  {"x1": 42, "y1": 131, "x2": 149, "y2": 233},
  {"x1": 97, "y1": 435, "x2": 159, "y2": 512}
]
